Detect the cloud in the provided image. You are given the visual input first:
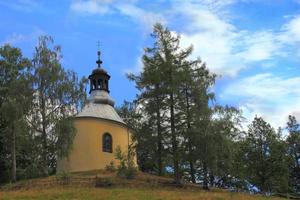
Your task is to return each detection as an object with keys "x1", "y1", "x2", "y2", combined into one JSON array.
[
  {"x1": 116, "y1": 3, "x2": 165, "y2": 31},
  {"x1": 1, "y1": 28, "x2": 45, "y2": 46},
  {"x1": 70, "y1": 0, "x2": 165, "y2": 30},
  {"x1": 280, "y1": 15, "x2": 300, "y2": 43},
  {"x1": 0, "y1": 0, "x2": 38, "y2": 12},
  {"x1": 178, "y1": 6, "x2": 242, "y2": 76},
  {"x1": 70, "y1": 0, "x2": 298, "y2": 77},
  {"x1": 174, "y1": 0, "x2": 286, "y2": 77},
  {"x1": 70, "y1": 0, "x2": 112, "y2": 15},
  {"x1": 236, "y1": 31, "x2": 282, "y2": 62},
  {"x1": 2, "y1": 33, "x2": 27, "y2": 45},
  {"x1": 222, "y1": 73, "x2": 300, "y2": 128},
  {"x1": 68, "y1": 0, "x2": 300, "y2": 129}
]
